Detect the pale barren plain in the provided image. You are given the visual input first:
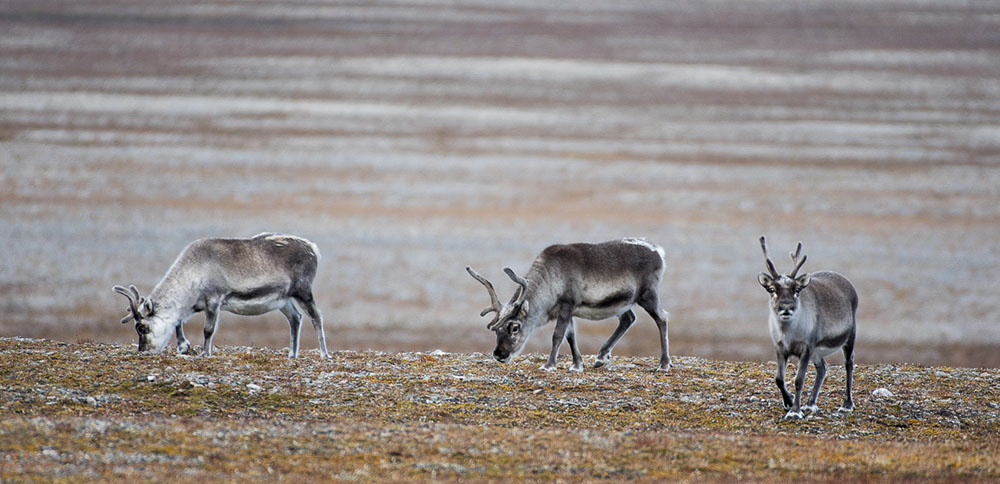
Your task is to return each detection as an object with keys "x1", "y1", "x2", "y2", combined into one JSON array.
[{"x1": 2, "y1": 1, "x2": 1000, "y2": 482}]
